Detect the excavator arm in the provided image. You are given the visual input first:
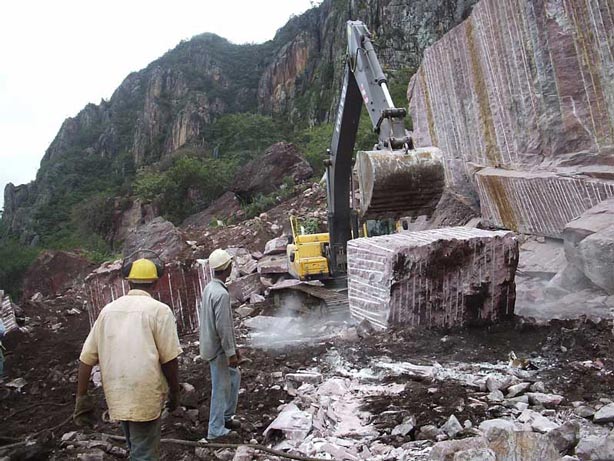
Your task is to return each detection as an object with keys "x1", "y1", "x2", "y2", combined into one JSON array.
[{"x1": 325, "y1": 21, "x2": 444, "y2": 276}]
